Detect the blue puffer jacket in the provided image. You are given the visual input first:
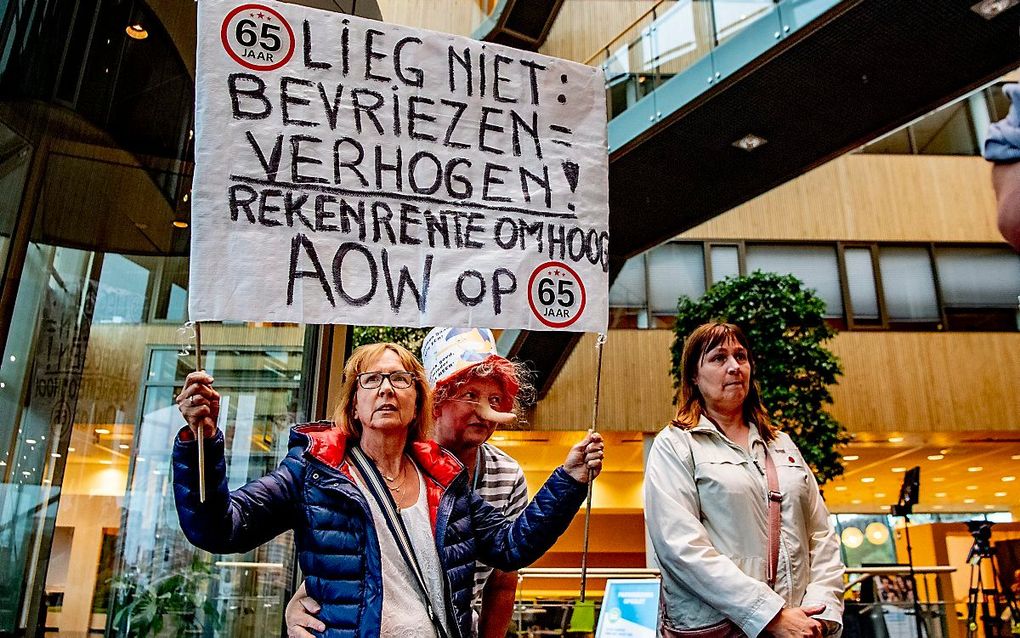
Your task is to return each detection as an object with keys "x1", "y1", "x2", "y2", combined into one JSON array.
[{"x1": 172, "y1": 422, "x2": 587, "y2": 638}]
